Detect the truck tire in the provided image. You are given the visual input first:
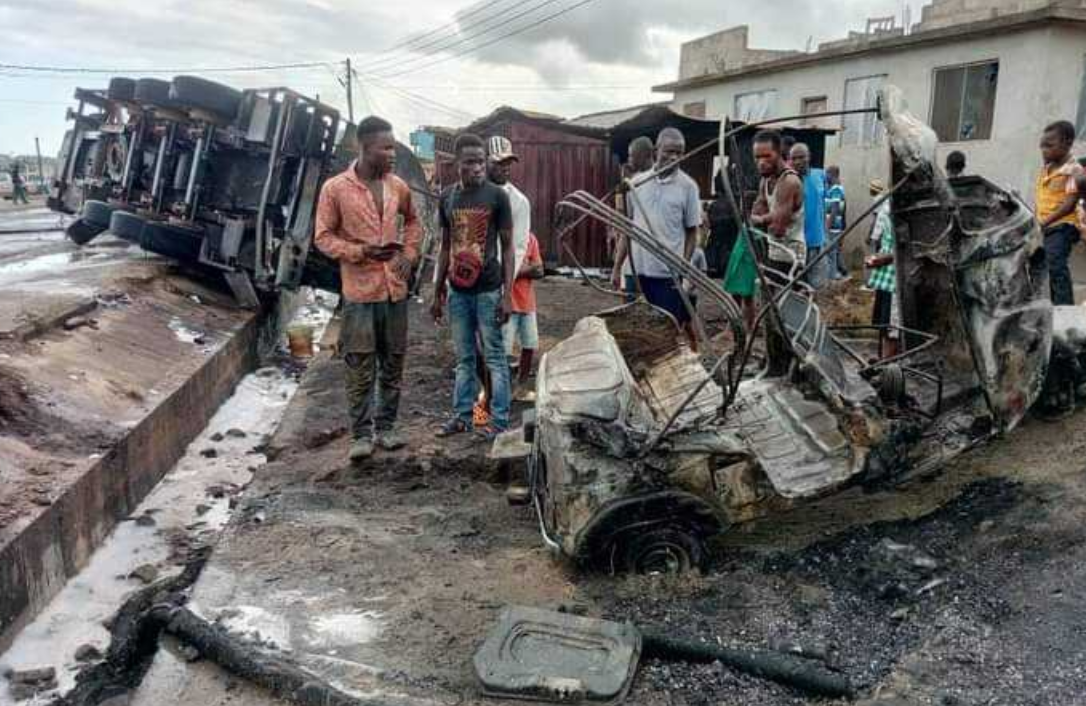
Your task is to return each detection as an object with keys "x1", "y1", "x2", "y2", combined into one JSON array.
[
  {"x1": 616, "y1": 527, "x2": 705, "y2": 575},
  {"x1": 66, "y1": 218, "x2": 105, "y2": 246},
  {"x1": 107, "y1": 77, "x2": 137, "y2": 102},
  {"x1": 109, "y1": 211, "x2": 145, "y2": 243},
  {"x1": 134, "y1": 78, "x2": 173, "y2": 107},
  {"x1": 139, "y1": 221, "x2": 204, "y2": 263},
  {"x1": 170, "y1": 76, "x2": 242, "y2": 122},
  {"x1": 82, "y1": 200, "x2": 115, "y2": 229}
]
